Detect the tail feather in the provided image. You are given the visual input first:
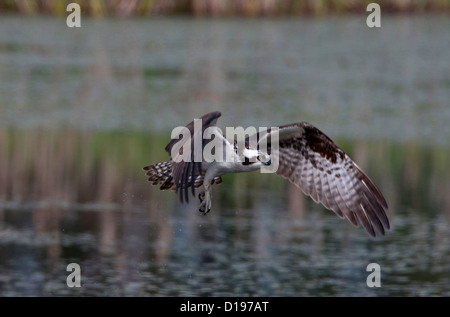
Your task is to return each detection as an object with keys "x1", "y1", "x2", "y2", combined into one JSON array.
[
  {"x1": 143, "y1": 161, "x2": 222, "y2": 192},
  {"x1": 143, "y1": 161, "x2": 173, "y2": 188}
]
